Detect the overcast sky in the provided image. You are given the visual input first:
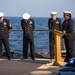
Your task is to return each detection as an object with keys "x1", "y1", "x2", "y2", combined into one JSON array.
[{"x1": 0, "y1": 0, "x2": 75, "y2": 17}]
